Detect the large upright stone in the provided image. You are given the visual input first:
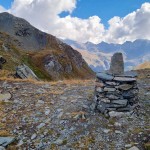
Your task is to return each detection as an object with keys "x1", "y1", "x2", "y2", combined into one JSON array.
[{"x1": 109, "y1": 53, "x2": 124, "y2": 75}]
